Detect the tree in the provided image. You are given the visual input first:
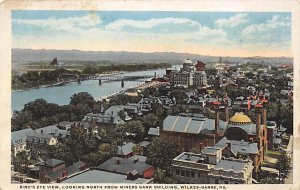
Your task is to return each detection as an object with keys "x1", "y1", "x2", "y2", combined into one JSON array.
[
  {"x1": 153, "y1": 168, "x2": 177, "y2": 184},
  {"x1": 52, "y1": 125, "x2": 98, "y2": 165},
  {"x1": 14, "y1": 151, "x2": 30, "y2": 173},
  {"x1": 147, "y1": 137, "x2": 183, "y2": 170},
  {"x1": 141, "y1": 113, "x2": 160, "y2": 132},
  {"x1": 70, "y1": 92, "x2": 95, "y2": 106},
  {"x1": 170, "y1": 90, "x2": 188, "y2": 105},
  {"x1": 275, "y1": 152, "x2": 291, "y2": 183}
]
